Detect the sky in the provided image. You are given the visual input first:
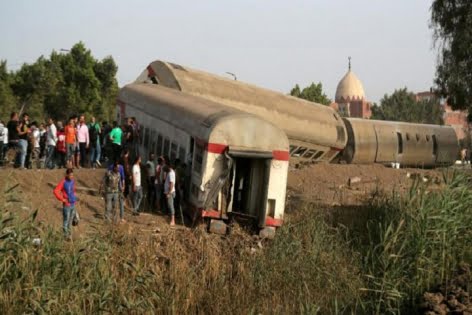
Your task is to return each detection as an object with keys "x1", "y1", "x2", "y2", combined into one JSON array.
[{"x1": 0, "y1": 0, "x2": 438, "y2": 103}]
